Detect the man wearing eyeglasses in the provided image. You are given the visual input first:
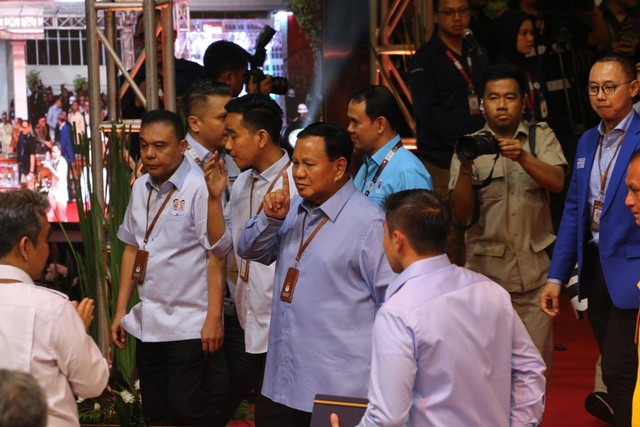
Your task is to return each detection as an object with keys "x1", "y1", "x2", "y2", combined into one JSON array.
[
  {"x1": 408, "y1": 0, "x2": 488, "y2": 200},
  {"x1": 540, "y1": 54, "x2": 640, "y2": 427}
]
